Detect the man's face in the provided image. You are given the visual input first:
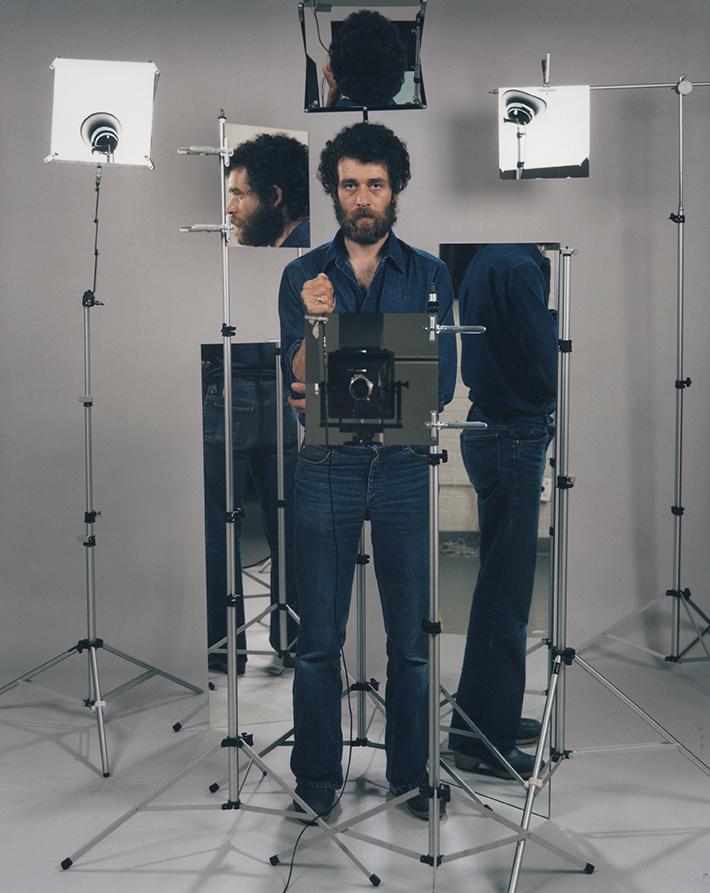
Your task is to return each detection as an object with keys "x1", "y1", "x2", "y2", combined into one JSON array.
[
  {"x1": 226, "y1": 168, "x2": 284, "y2": 246},
  {"x1": 334, "y1": 158, "x2": 396, "y2": 245}
]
